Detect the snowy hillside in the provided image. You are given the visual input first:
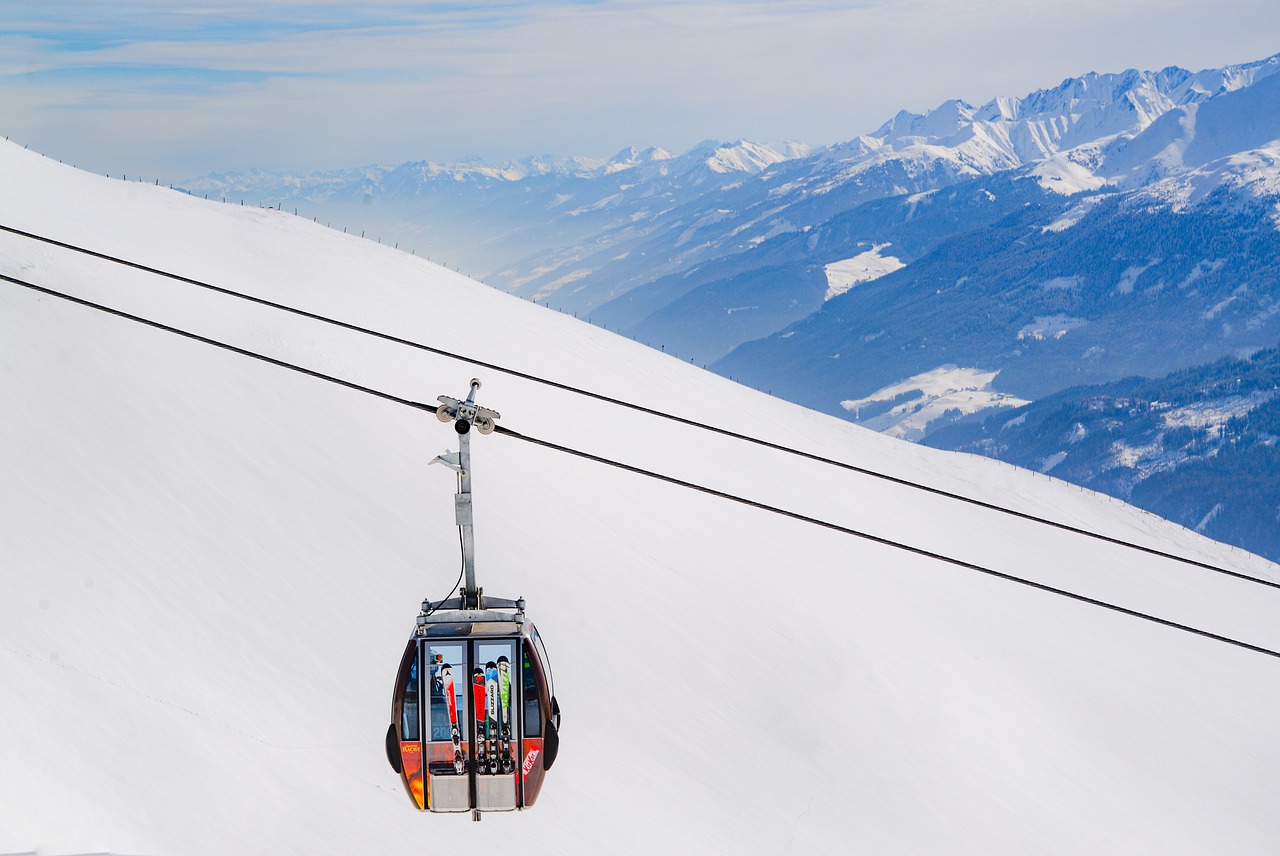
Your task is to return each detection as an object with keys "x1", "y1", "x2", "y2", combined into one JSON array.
[{"x1": 6, "y1": 140, "x2": 1280, "y2": 855}]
